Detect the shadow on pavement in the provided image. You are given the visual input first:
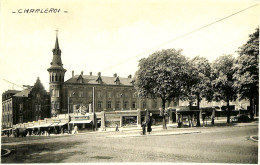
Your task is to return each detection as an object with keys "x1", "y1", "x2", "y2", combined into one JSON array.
[{"x1": 1, "y1": 141, "x2": 83, "y2": 163}]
